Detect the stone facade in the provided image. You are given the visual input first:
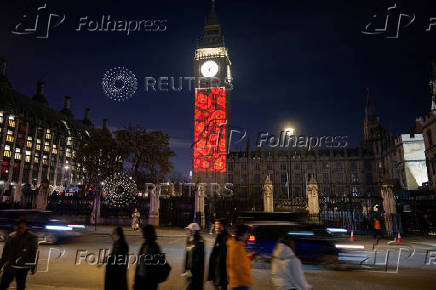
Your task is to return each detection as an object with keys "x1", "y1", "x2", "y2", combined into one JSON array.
[{"x1": 0, "y1": 59, "x2": 97, "y2": 202}]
